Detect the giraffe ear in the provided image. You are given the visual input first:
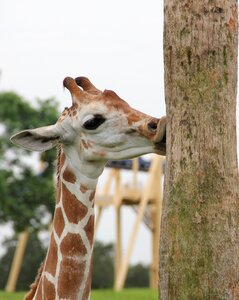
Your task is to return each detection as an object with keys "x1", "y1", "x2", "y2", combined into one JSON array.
[{"x1": 10, "y1": 125, "x2": 61, "y2": 152}]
